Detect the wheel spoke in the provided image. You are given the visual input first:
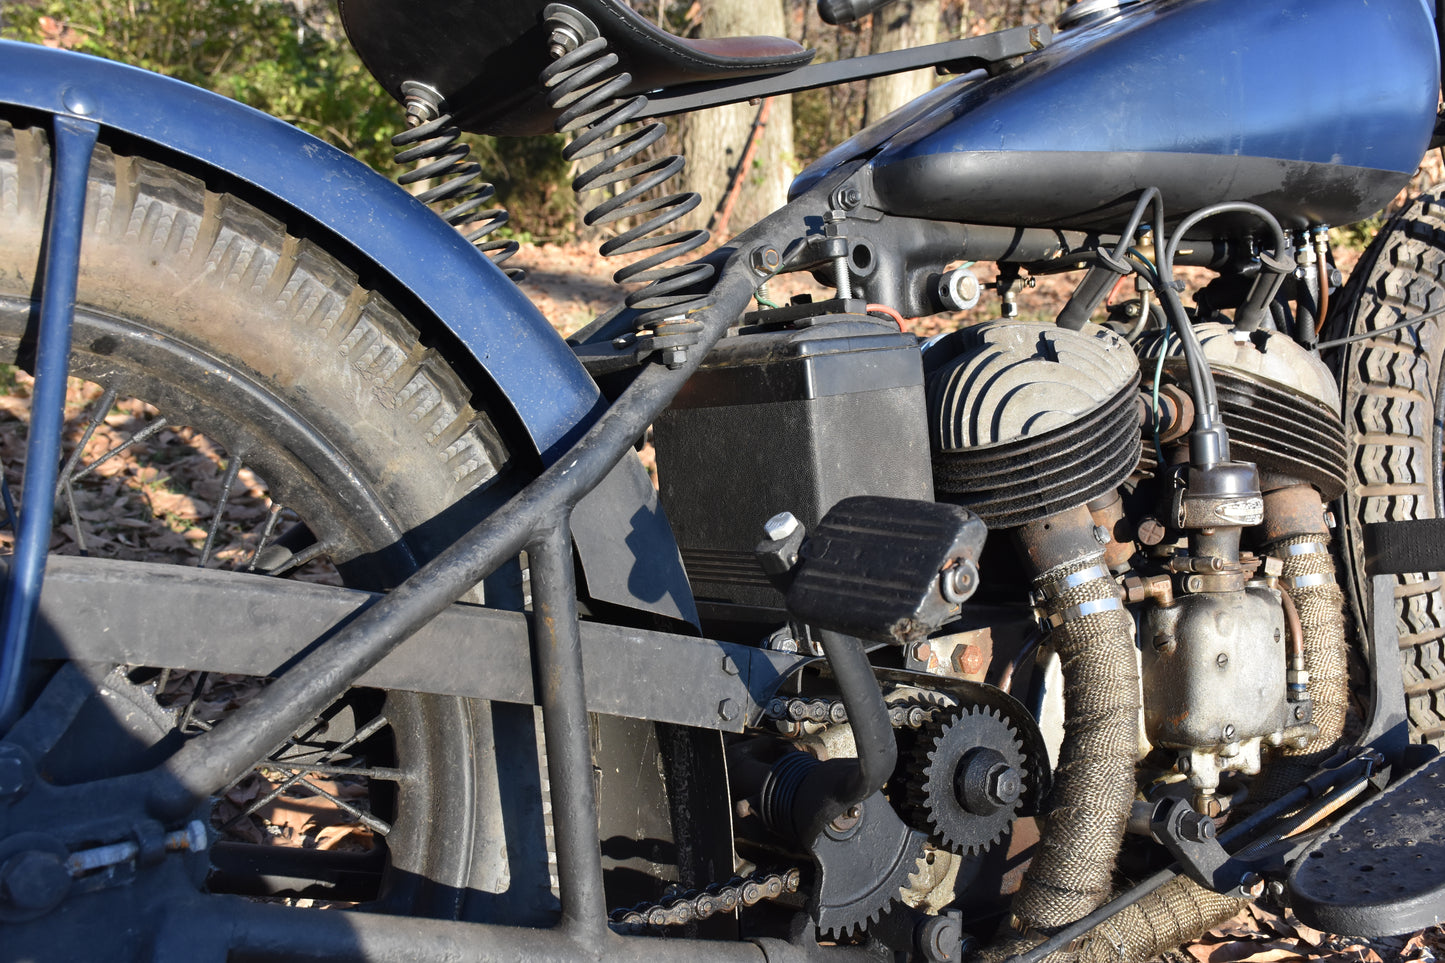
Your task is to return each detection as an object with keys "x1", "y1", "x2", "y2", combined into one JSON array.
[
  {"x1": 54, "y1": 383, "x2": 118, "y2": 499},
  {"x1": 291, "y1": 775, "x2": 392, "y2": 836},
  {"x1": 62, "y1": 477, "x2": 86, "y2": 555},
  {"x1": 65, "y1": 415, "x2": 170, "y2": 486},
  {"x1": 177, "y1": 670, "x2": 213, "y2": 734},
  {"x1": 198, "y1": 455, "x2": 243, "y2": 568},
  {"x1": 223, "y1": 713, "x2": 395, "y2": 837},
  {"x1": 264, "y1": 540, "x2": 330, "y2": 577},
  {"x1": 246, "y1": 503, "x2": 285, "y2": 572}
]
